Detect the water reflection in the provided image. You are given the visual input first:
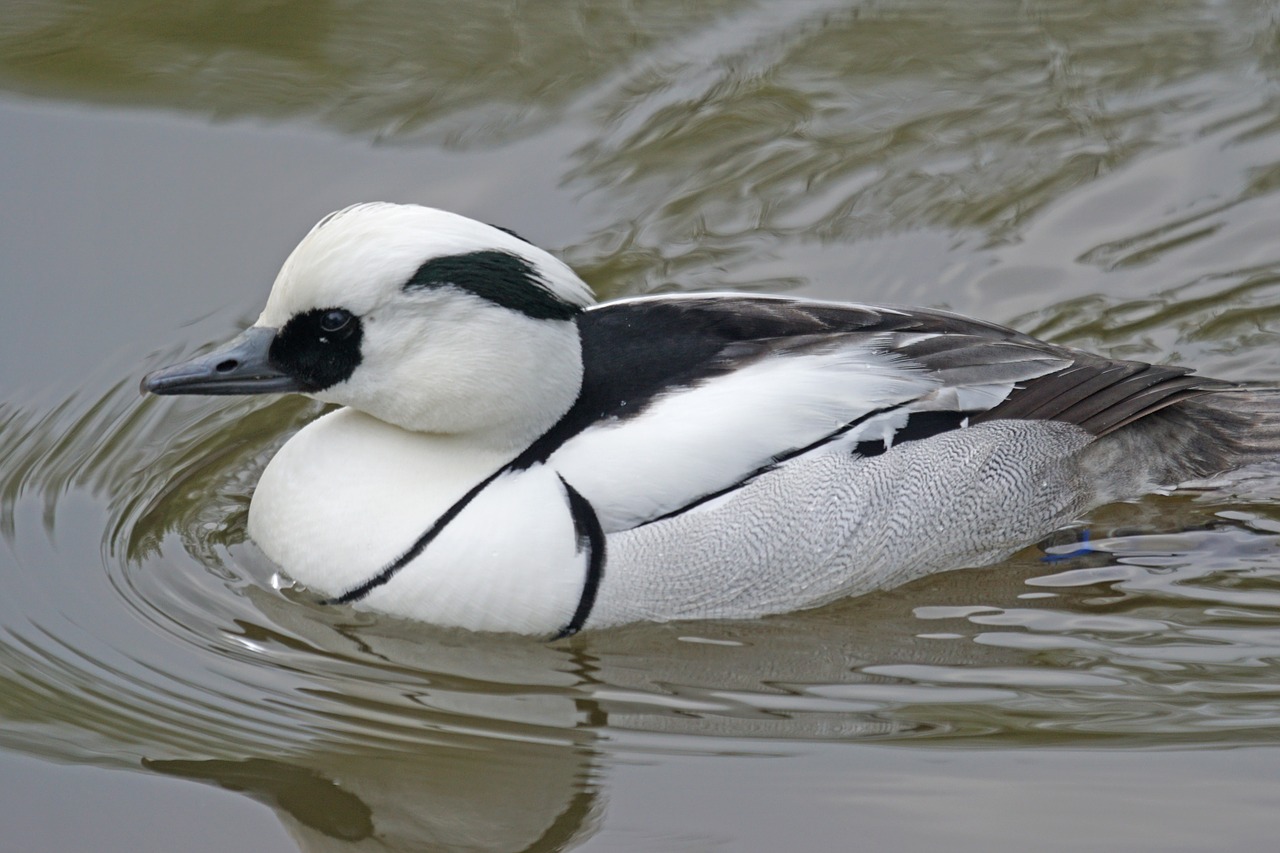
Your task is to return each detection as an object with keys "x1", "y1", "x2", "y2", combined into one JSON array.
[{"x1": 145, "y1": 743, "x2": 598, "y2": 851}]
